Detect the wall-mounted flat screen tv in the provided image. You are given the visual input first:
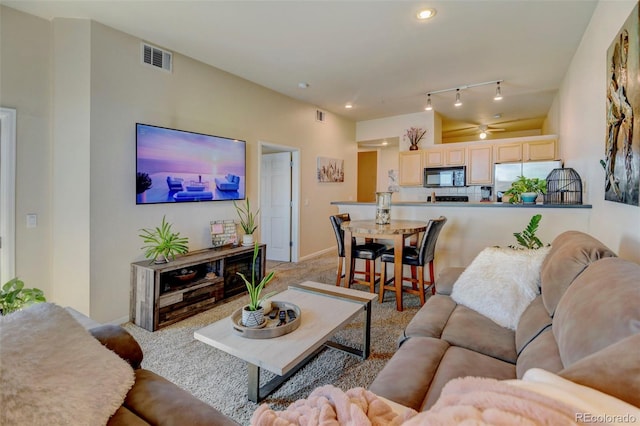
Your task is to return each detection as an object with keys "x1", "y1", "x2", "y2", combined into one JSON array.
[{"x1": 136, "y1": 123, "x2": 246, "y2": 204}]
